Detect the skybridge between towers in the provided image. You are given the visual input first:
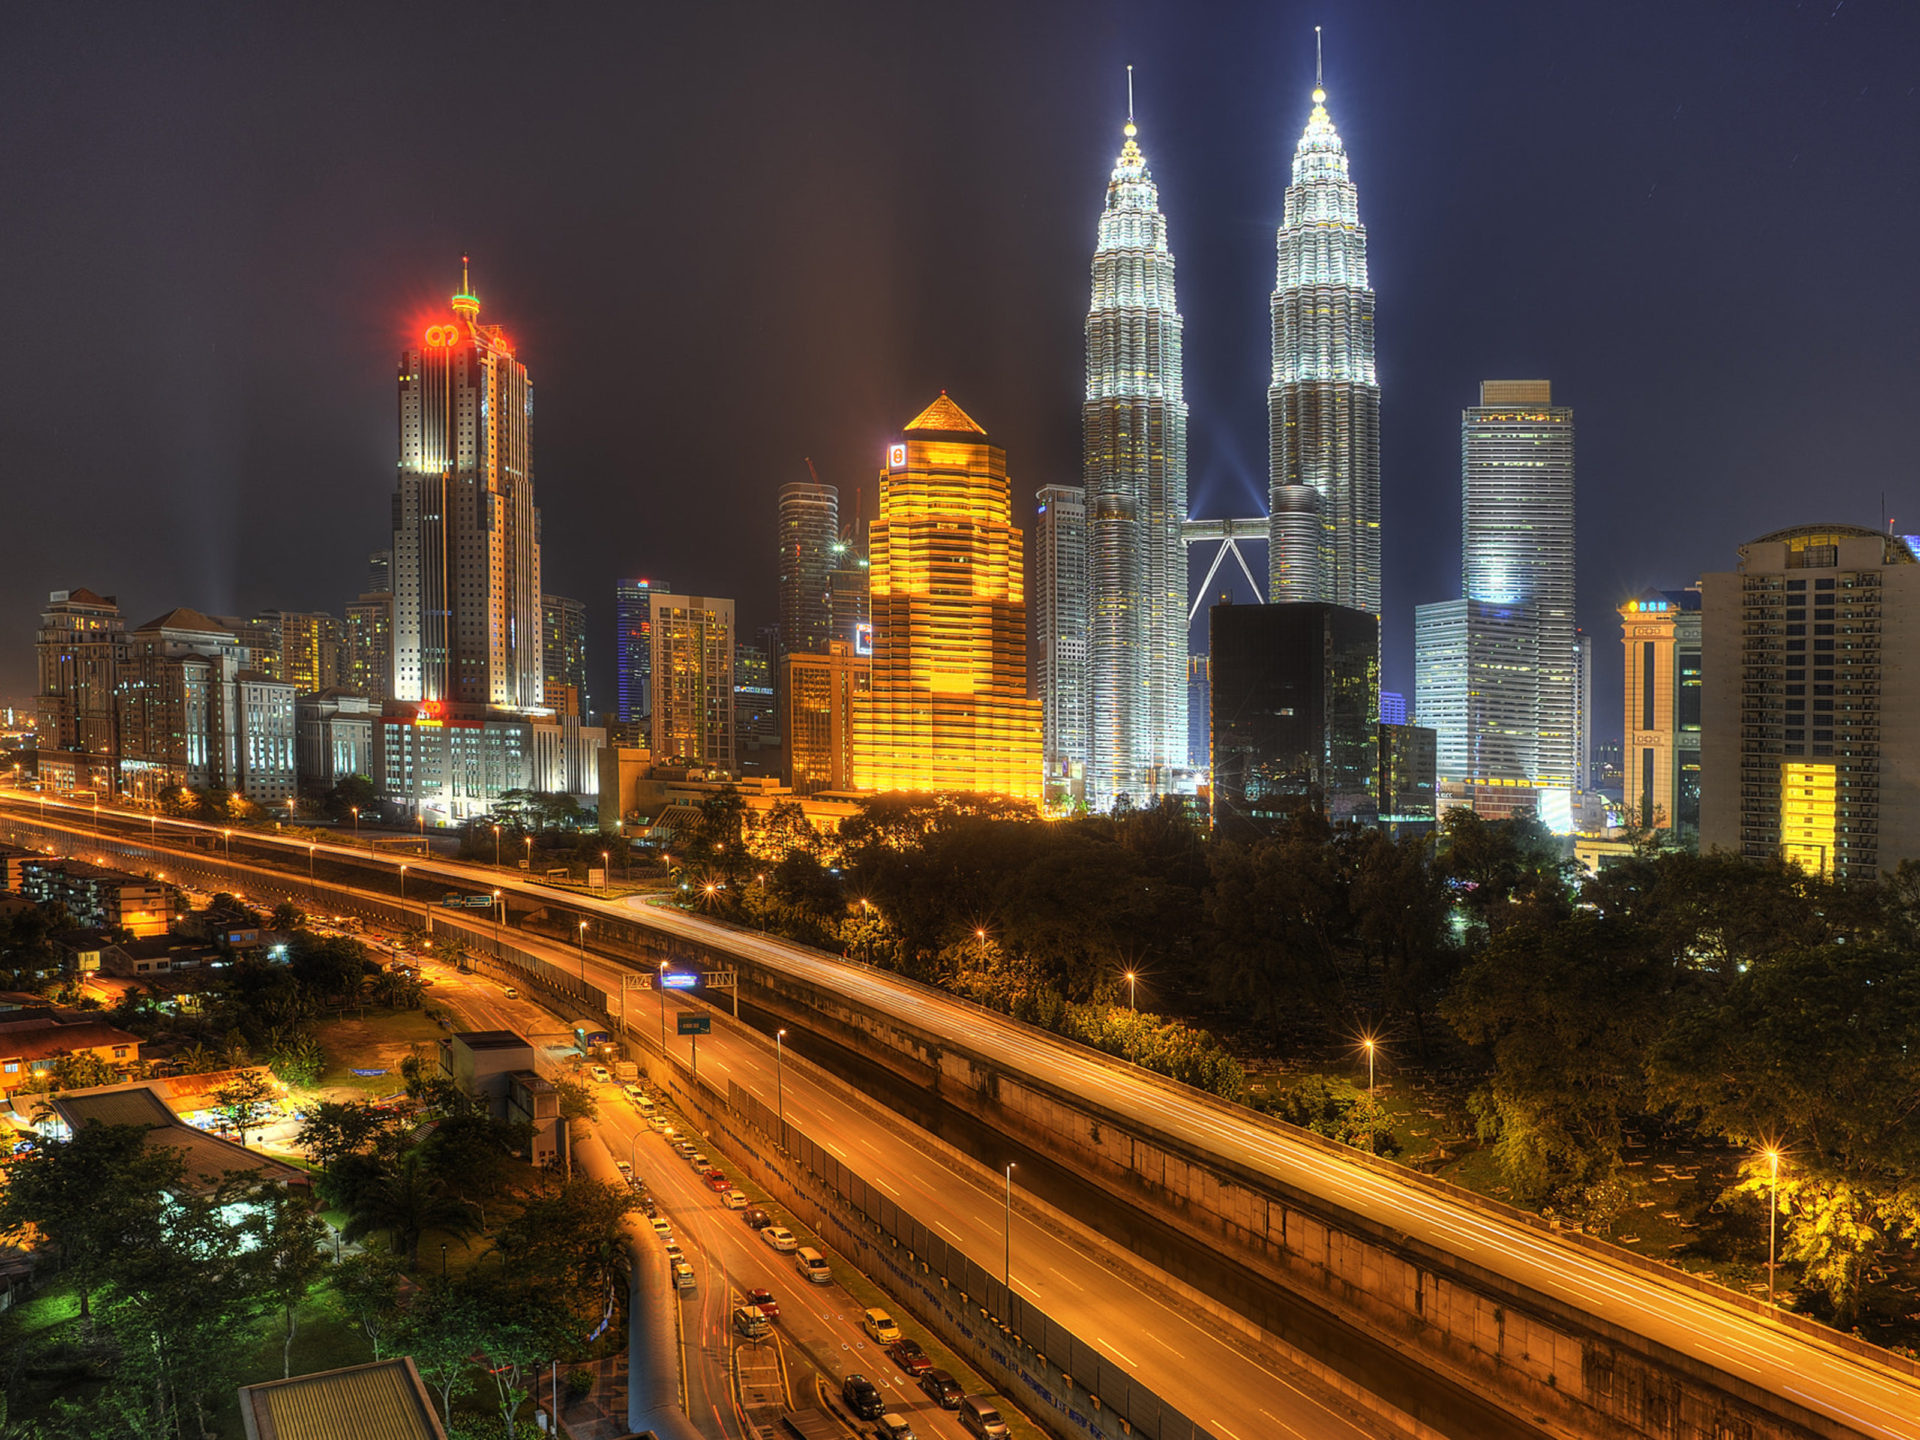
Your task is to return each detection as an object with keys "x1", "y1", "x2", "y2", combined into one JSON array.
[{"x1": 1183, "y1": 515, "x2": 1268, "y2": 620}]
